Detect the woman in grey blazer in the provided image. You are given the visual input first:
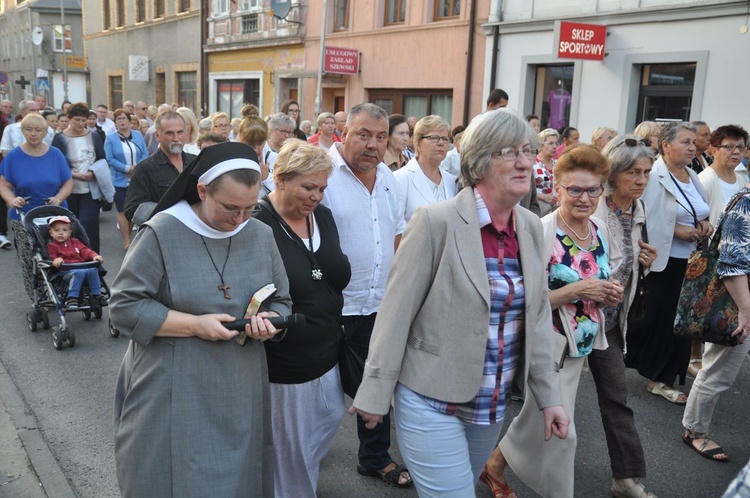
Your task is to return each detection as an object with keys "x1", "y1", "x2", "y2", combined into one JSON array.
[{"x1": 350, "y1": 109, "x2": 568, "y2": 497}]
